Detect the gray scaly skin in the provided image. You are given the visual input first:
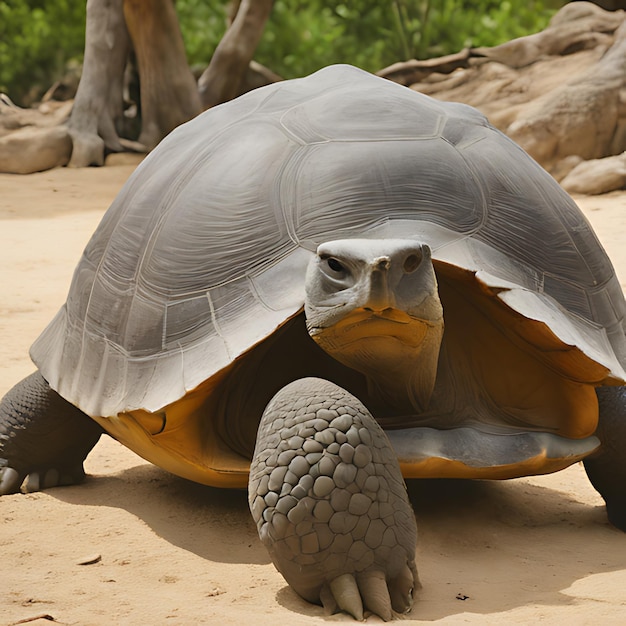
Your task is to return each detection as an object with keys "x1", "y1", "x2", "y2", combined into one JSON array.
[
  {"x1": 584, "y1": 386, "x2": 626, "y2": 531},
  {"x1": 249, "y1": 377, "x2": 419, "y2": 621},
  {"x1": 0, "y1": 371, "x2": 103, "y2": 495}
]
